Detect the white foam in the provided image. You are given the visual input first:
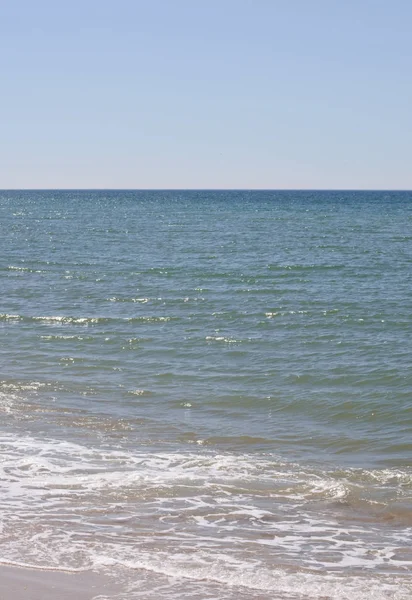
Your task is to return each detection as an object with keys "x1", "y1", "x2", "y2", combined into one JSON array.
[
  {"x1": 0, "y1": 431, "x2": 411, "y2": 598},
  {"x1": 33, "y1": 315, "x2": 101, "y2": 324},
  {"x1": 115, "y1": 557, "x2": 412, "y2": 600}
]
